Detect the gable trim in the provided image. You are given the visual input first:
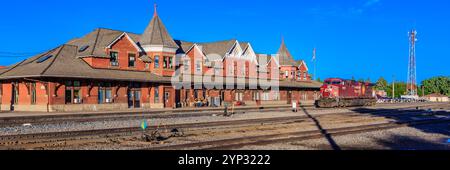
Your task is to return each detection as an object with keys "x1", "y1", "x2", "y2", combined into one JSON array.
[{"x1": 106, "y1": 32, "x2": 142, "y2": 52}]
